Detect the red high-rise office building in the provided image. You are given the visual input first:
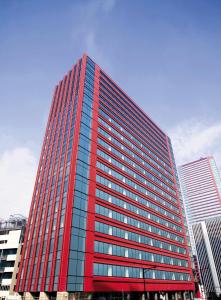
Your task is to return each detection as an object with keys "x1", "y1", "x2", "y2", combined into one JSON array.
[{"x1": 16, "y1": 55, "x2": 194, "y2": 300}]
